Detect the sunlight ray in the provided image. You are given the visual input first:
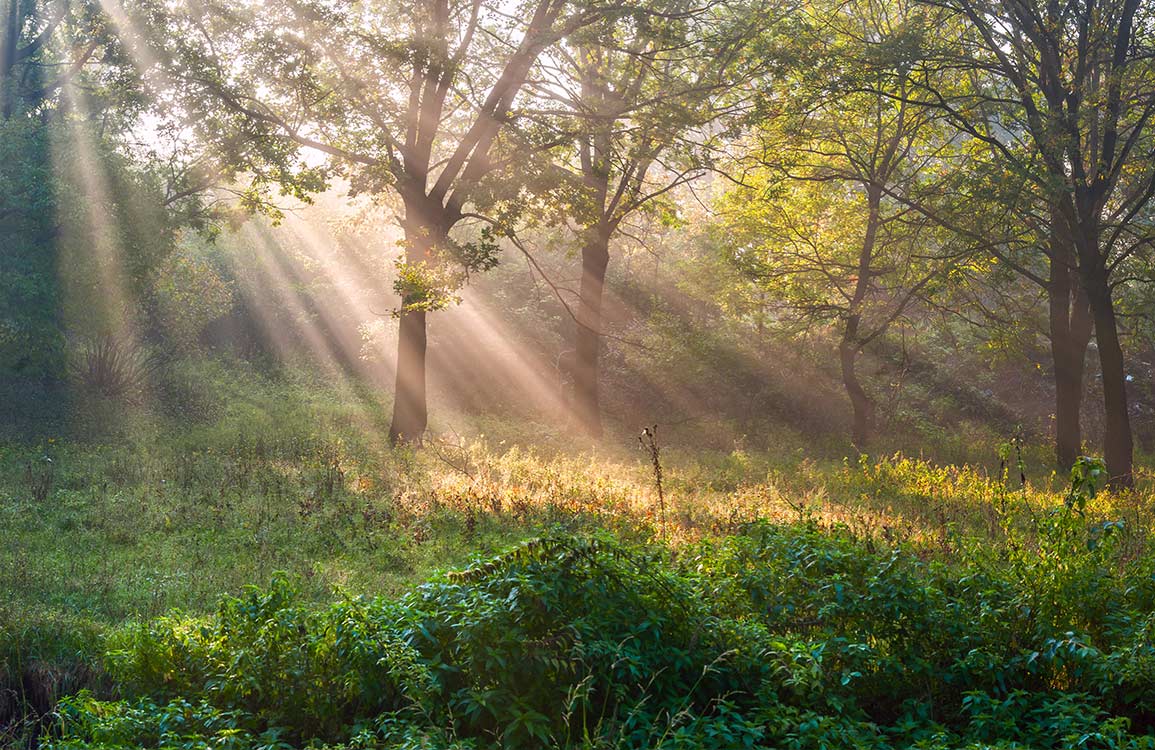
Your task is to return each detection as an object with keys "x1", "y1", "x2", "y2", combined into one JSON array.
[{"x1": 51, "y1": 87, "x2": 135, "y2": 341}]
